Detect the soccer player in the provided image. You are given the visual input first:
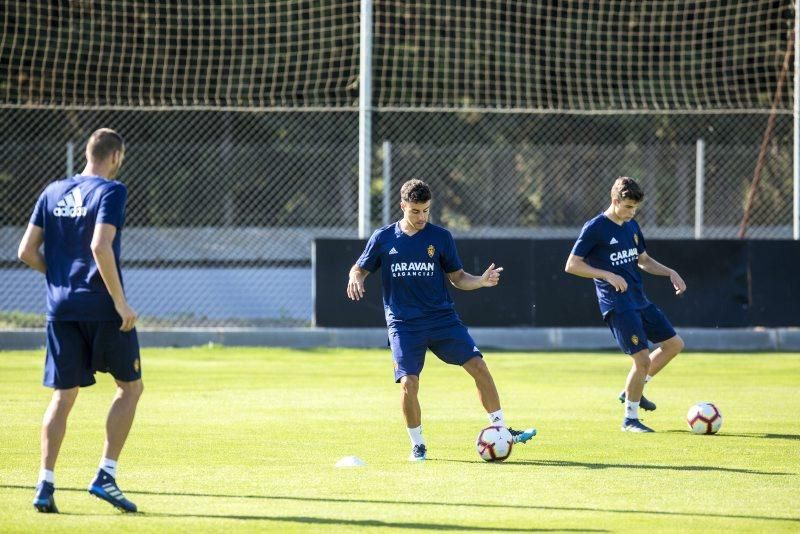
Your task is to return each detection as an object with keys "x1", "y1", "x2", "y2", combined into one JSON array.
[
  {"x1": 346, "y1": 179, "x2": 536, "y2": 461},
  {"x1": 564, "y1": 177, "x2": 686, "y2": 433},
  {"x1": 18, "y1": 128, "x2": 142, "y2": 513}
]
